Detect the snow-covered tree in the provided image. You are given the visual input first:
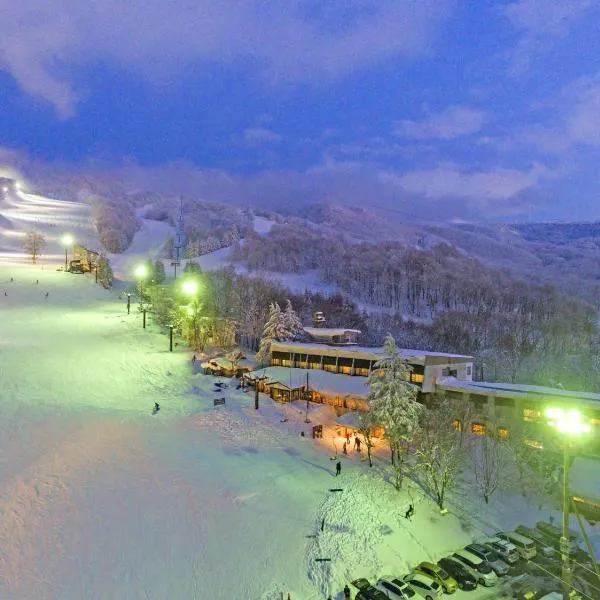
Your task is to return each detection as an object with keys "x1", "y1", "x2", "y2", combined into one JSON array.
[
  {"x1": 367, "y1": 333, "x2": 421, "y2": 490},
  {"x1": 96, "y1": 255, "x2": 113, "y2": 289},
  {"x1": 153, "y1": 260, "x2": 166, "y2": 284},
  {"x1": 471, "y1": 422, "x2": 513, "y2": 504},
  {"x1": 23, "y1": 230, "x2": 46, "y2": 264},
  {"x1": 256, "y1": 301, "x2": 303, "y2": 365},
  {"x1": 416, "y1": 400, "x2": 468, "y2": 510},
  {"x1": 282, "y1": 299, "x2": 304, "y2": 340},
  {"x1": 357, "y1": 409, "x2": 378, "y2": 468}
]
